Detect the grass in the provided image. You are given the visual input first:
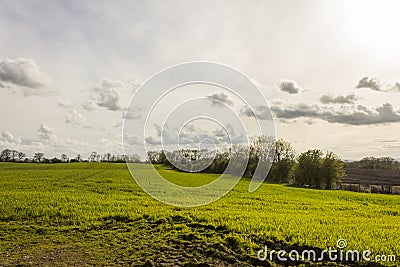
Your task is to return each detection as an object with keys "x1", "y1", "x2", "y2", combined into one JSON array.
[{"x1": 0, "y1": 162, "x2": 399, "y2": 266}]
